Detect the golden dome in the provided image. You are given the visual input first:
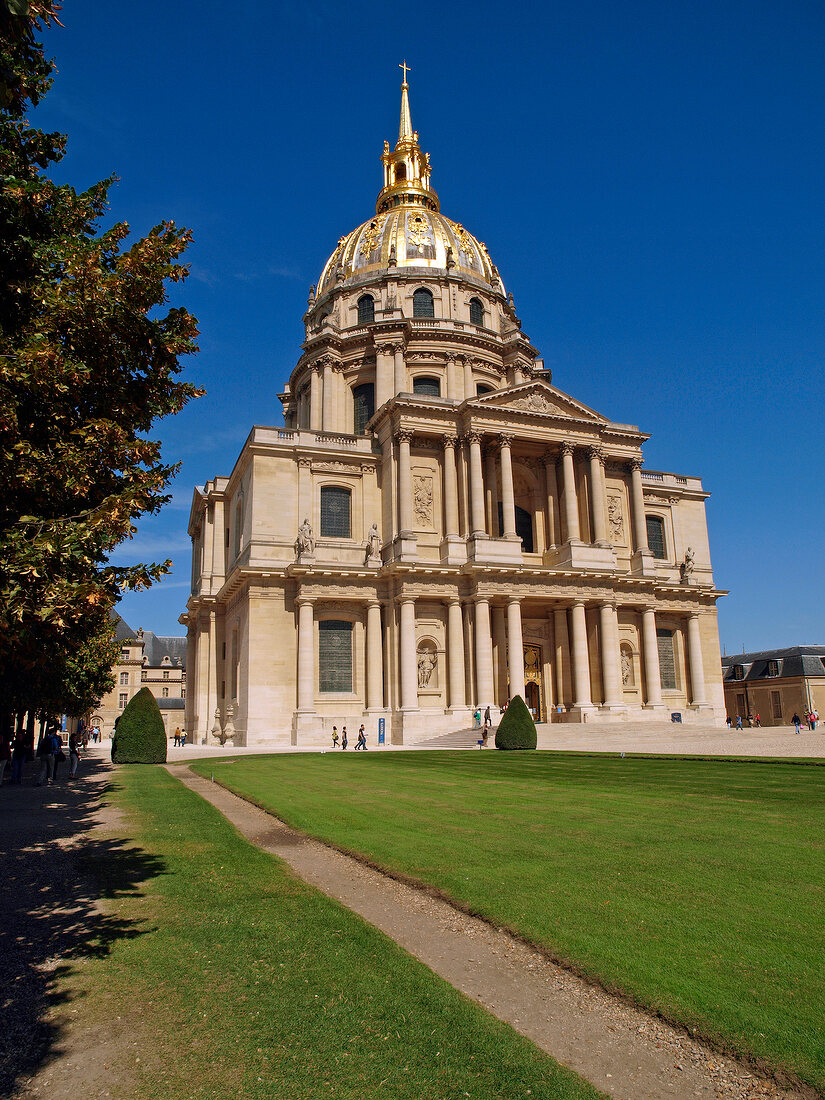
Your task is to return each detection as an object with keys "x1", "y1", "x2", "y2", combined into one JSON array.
[
  {"x1": 315, "y1": 67, "x2": 504, "y2": 298},
  {"x1": 316, "y1": 209, "x2": 501, "y2": 296}
]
